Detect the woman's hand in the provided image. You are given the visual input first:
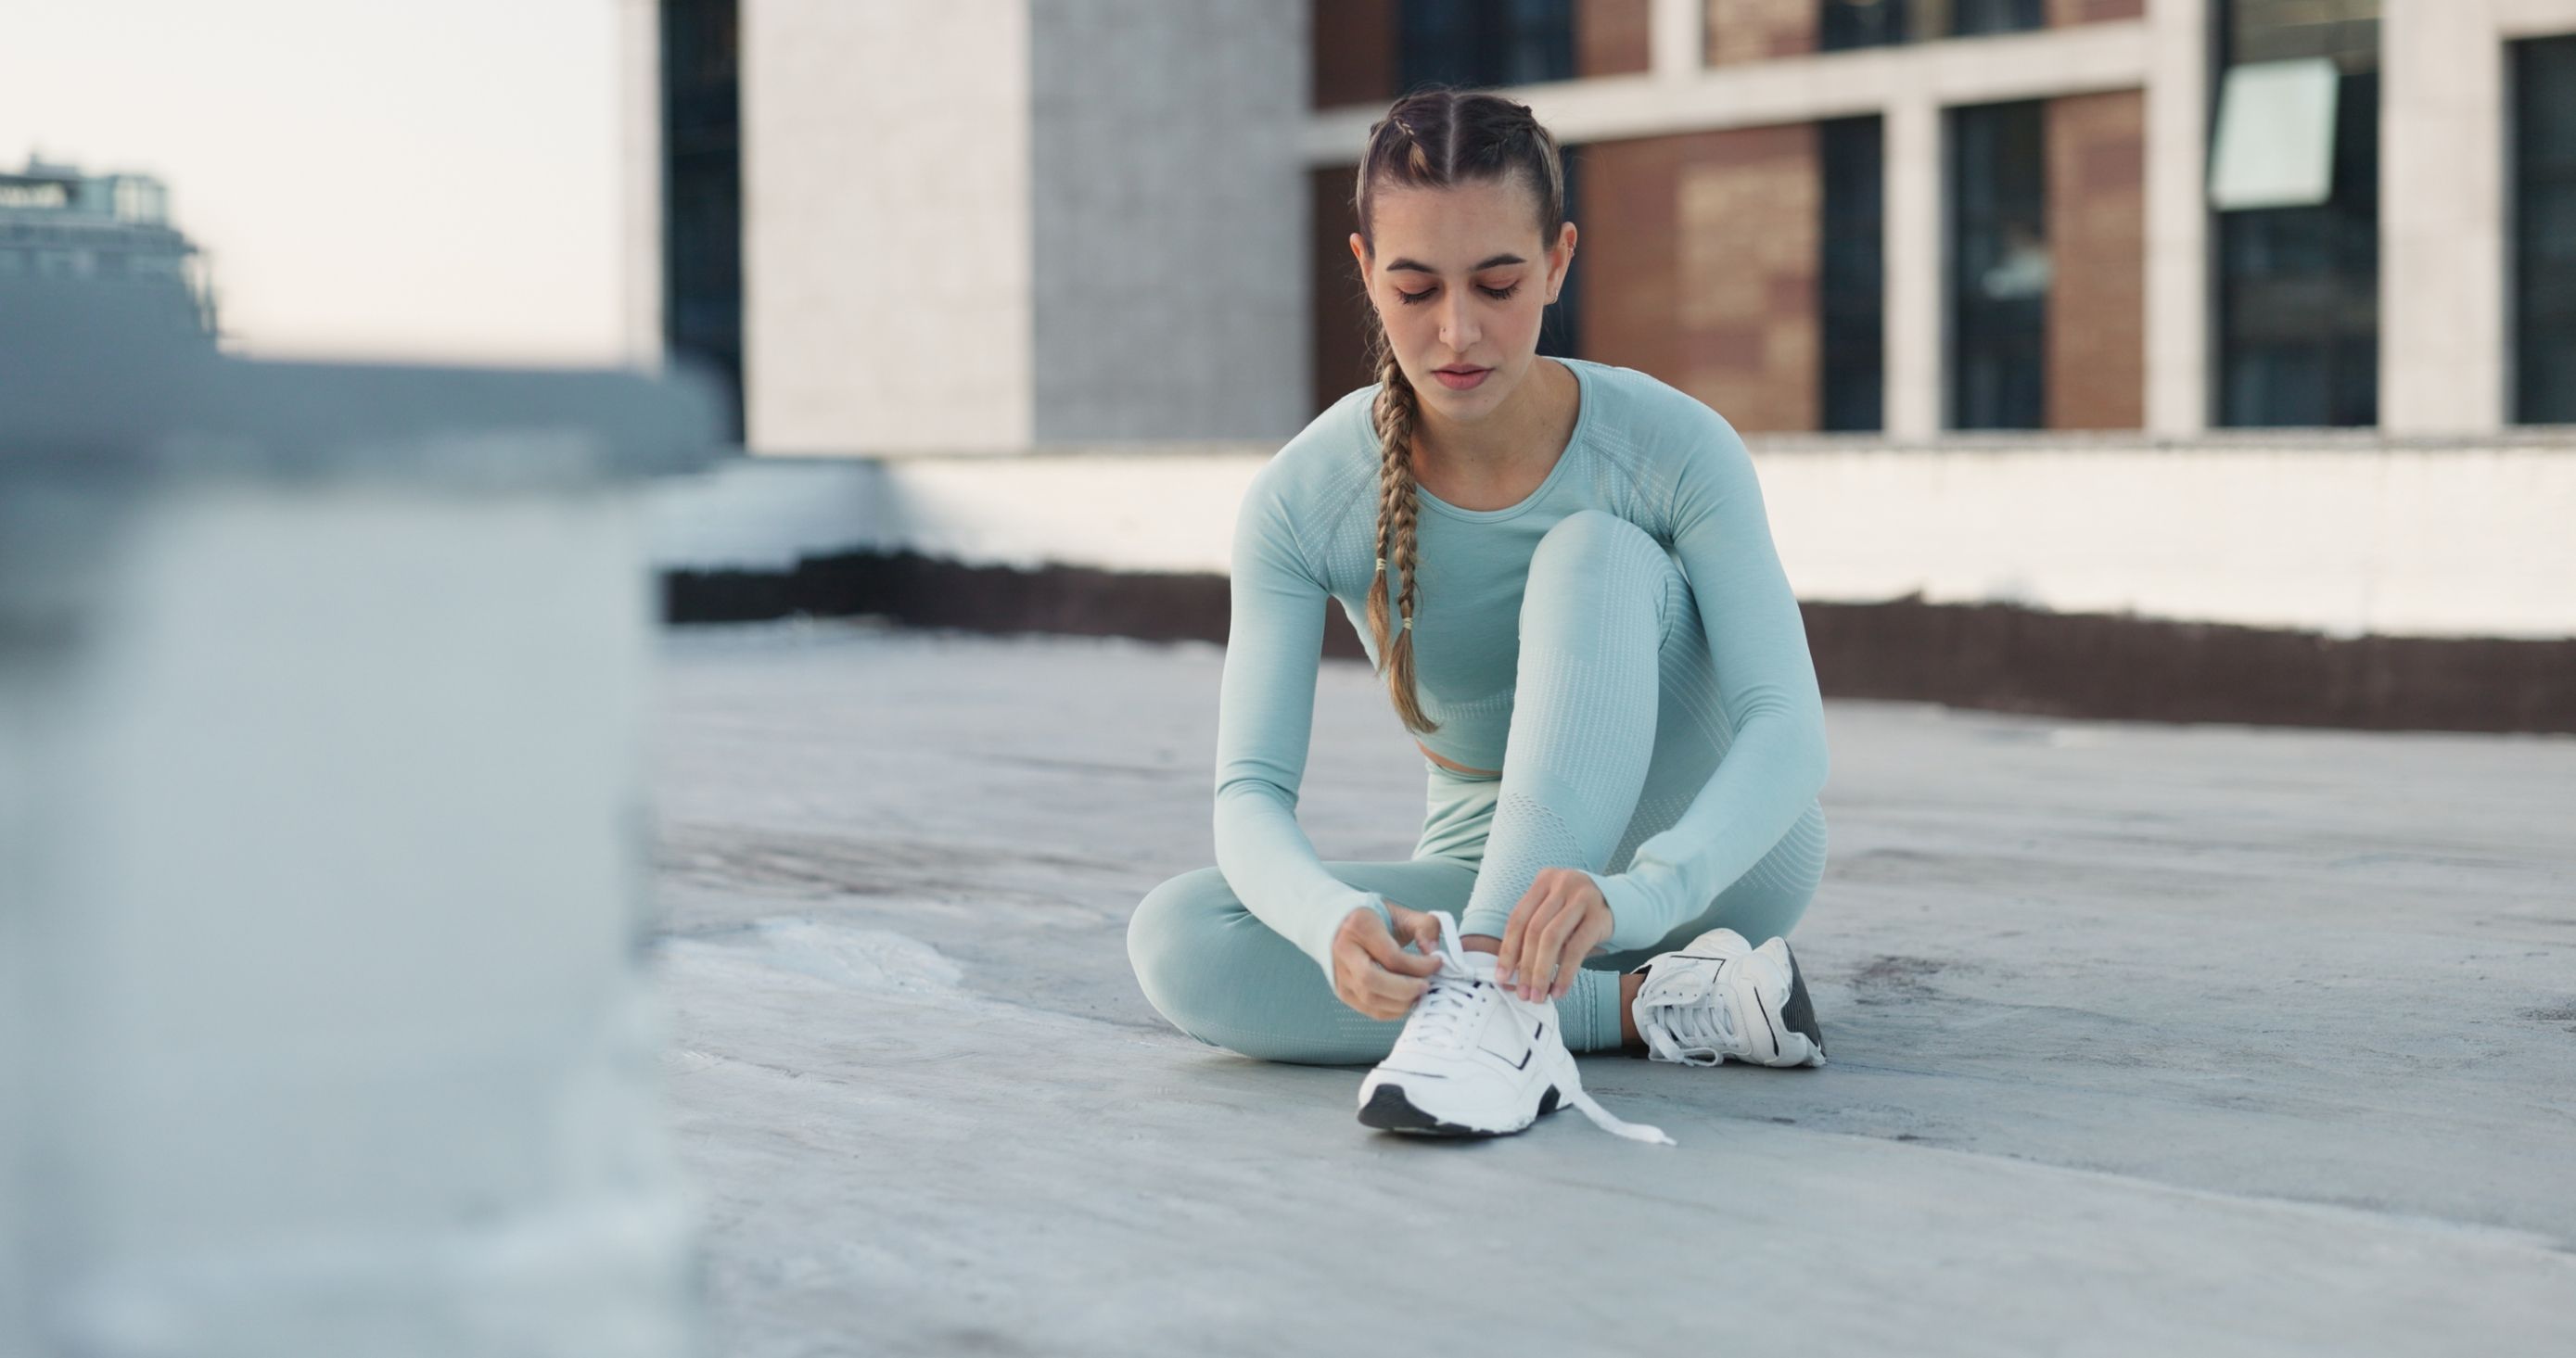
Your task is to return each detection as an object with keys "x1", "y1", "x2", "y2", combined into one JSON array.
[
  {"x1": 1331, "y1": 899, "x2": 1446, "y2": 1021},
  {"x1": 1494, "y1": 868, "x2": 1614, "y2": 1002}
]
